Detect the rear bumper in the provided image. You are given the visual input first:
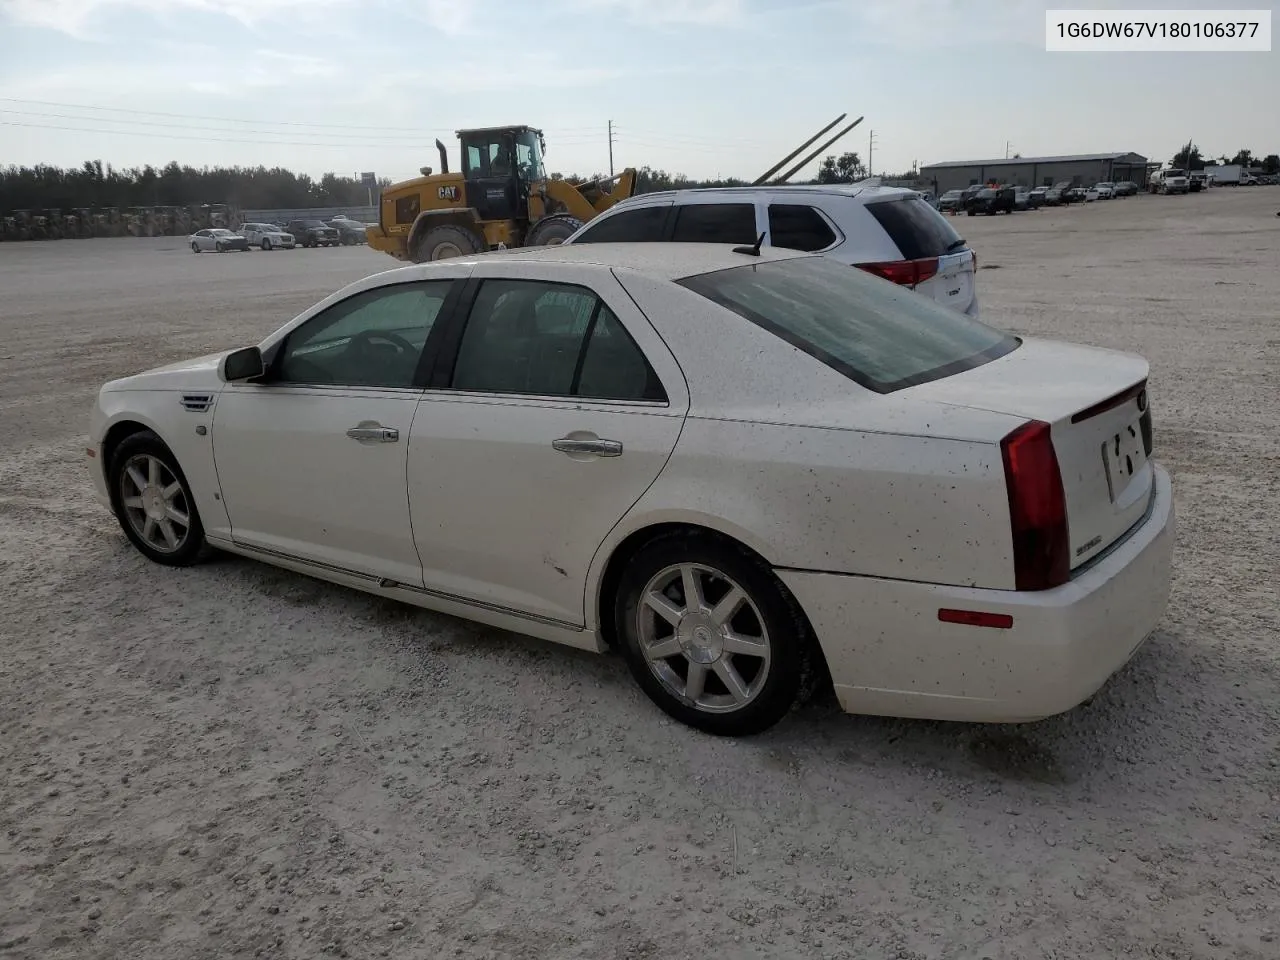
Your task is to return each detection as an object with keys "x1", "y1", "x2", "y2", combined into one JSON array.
[{"x1": 779, "y1": 464, "x2": 1175, "y2": 723}]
